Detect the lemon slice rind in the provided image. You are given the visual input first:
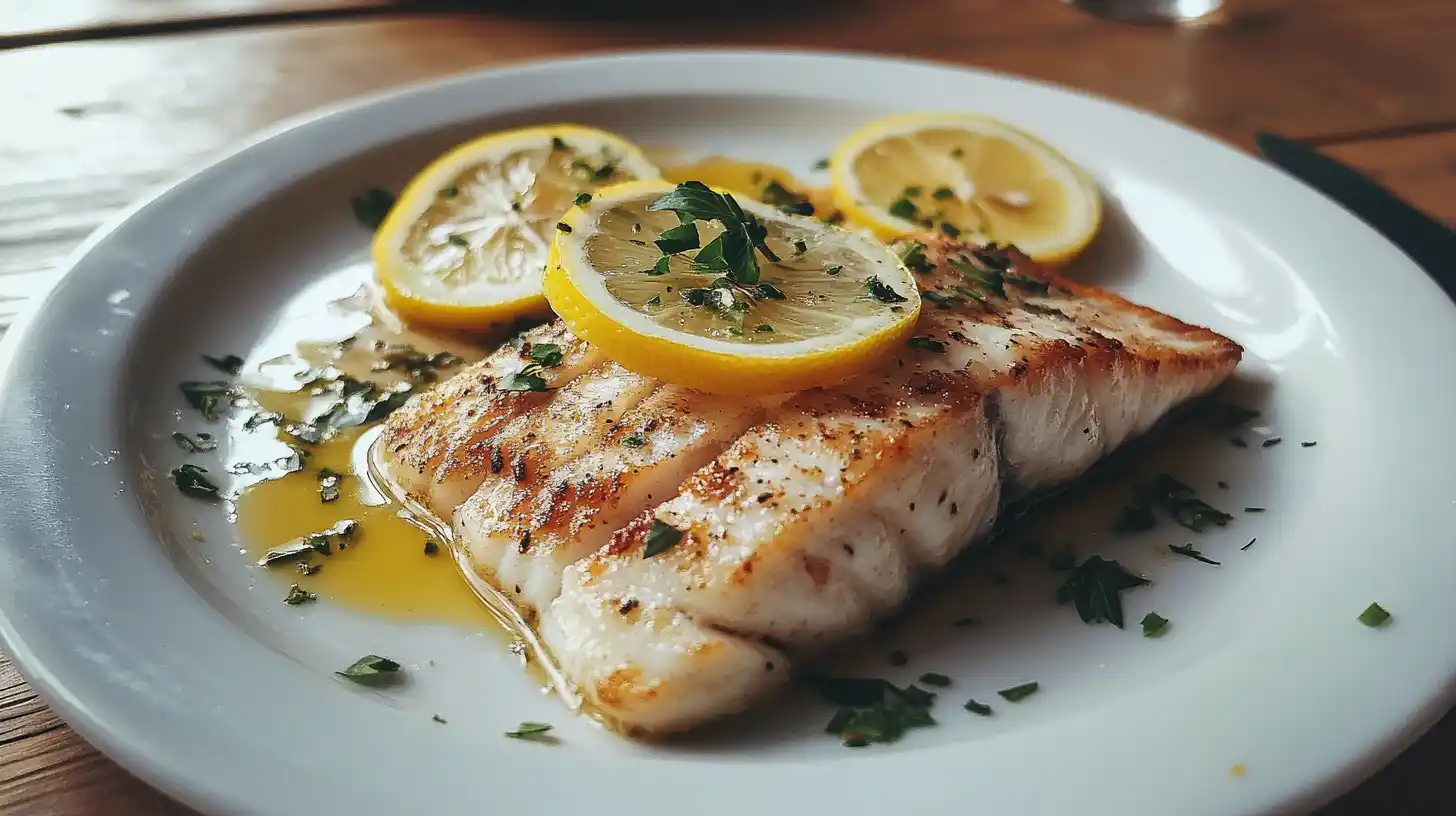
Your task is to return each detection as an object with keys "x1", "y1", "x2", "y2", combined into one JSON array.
[
  {"x1": 829, "y1": 112, "x2": 1101, "y2": 264},
  {"x1": 373, "y1": 124, "x2": 660, "y2": 330}
]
